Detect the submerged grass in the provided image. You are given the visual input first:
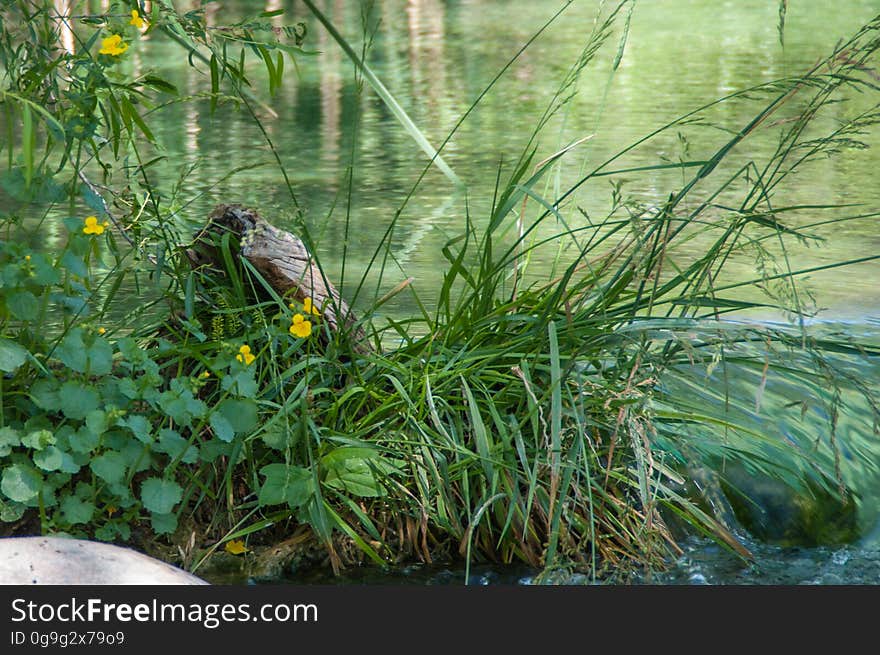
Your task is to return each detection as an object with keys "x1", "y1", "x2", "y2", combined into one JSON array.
[{"x1": 2, "y1": 2, "x2": 880, "y2": 582}]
